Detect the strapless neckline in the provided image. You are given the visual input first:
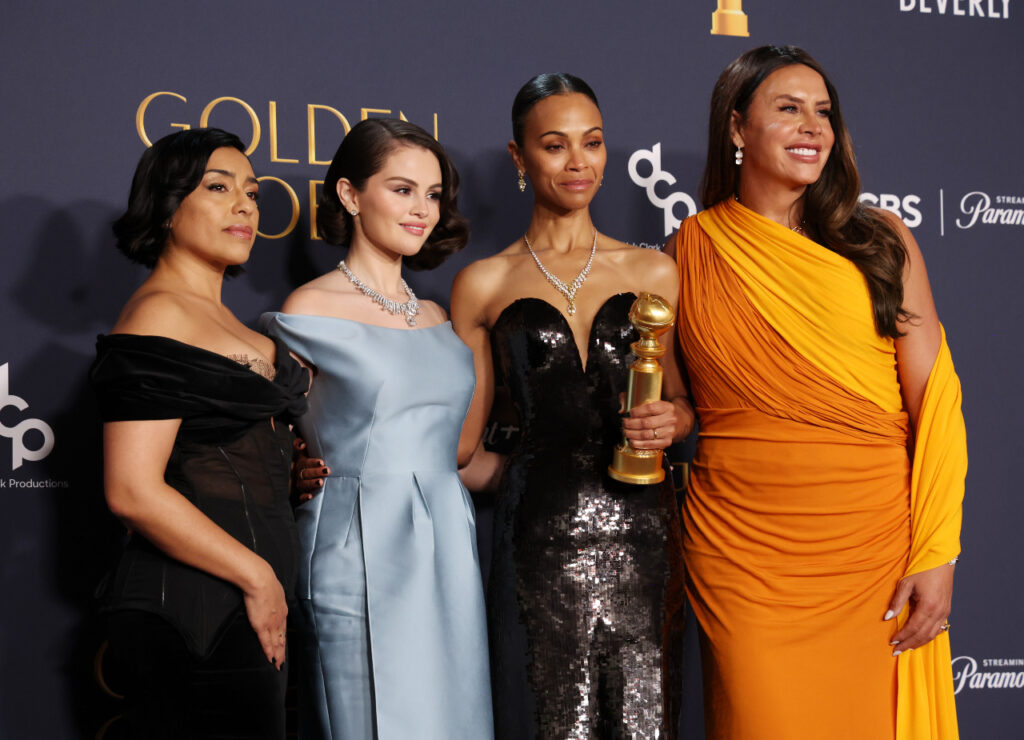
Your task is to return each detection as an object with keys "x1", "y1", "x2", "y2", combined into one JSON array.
[
  {"x1": 492, "y1": 293, "x2": 636, "y2": 374},
  {"x1": 262, "y1": 312, "x2": 453, "y2": 333}
]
